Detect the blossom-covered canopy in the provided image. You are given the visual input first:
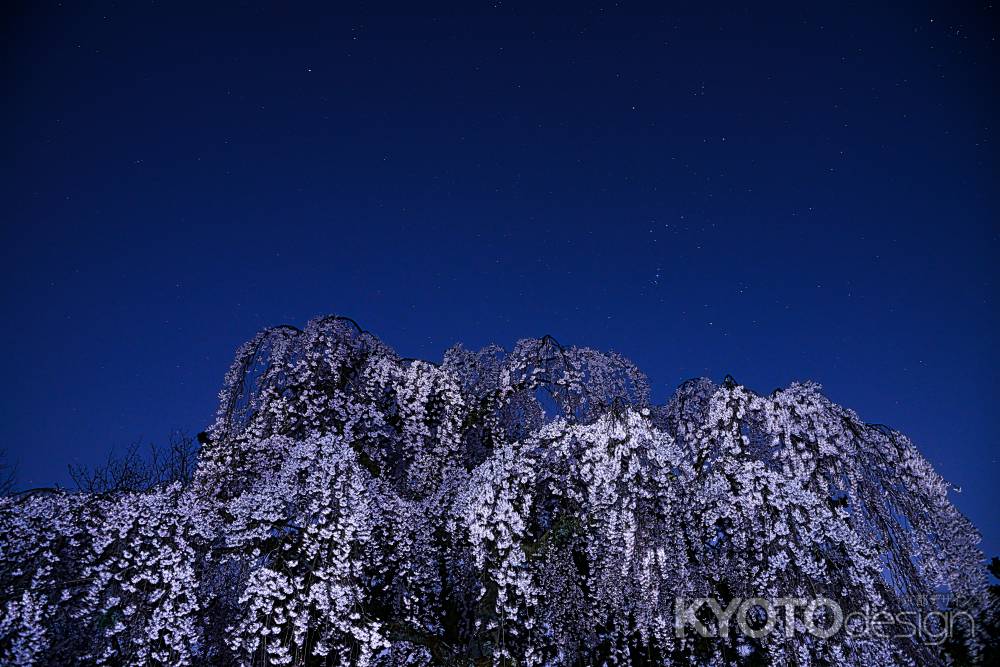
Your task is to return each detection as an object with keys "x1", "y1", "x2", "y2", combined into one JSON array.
[{"x1": 0, "y1": 316, "x2": 987, "y2": 665}]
